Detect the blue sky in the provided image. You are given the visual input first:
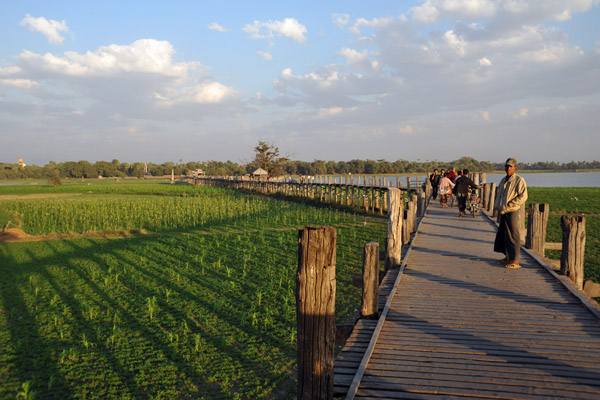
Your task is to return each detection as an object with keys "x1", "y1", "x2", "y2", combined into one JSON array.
[{"x1": 1, "y1": 0, "x2": 599, "y2": 166}]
